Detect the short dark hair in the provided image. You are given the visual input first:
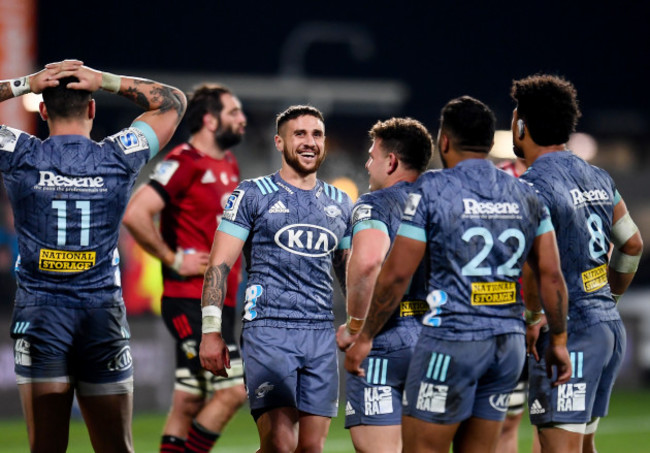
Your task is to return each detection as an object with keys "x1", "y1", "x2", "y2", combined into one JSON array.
[
  {"x1": 440, "y1": 96, "x2": 495, "y2": 152},
  {"x1": 41, "y1": 76, "x2": 91, "y2": 120},
  {"x1": 276, "y1": 105, "x2": 324, "y2": 135},
  {"x1": 510, "y1": 74, "x2": 581, "y2": 146},
  {"x1": 369, "y1": 117, "x2": 433, "y2": 173},
  {"x1": 185, "y1": 84, "x2": 233, "y2": 134}
]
